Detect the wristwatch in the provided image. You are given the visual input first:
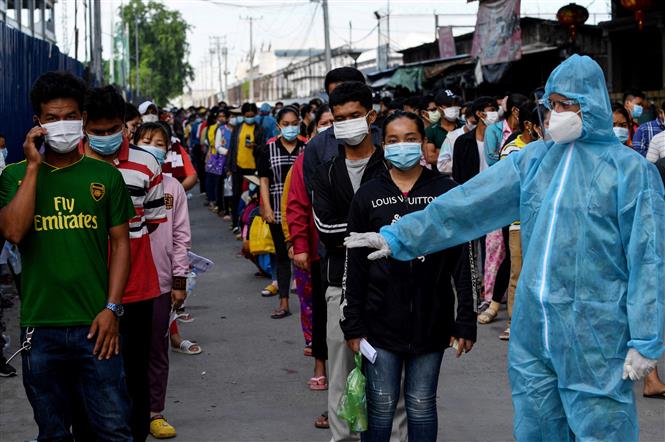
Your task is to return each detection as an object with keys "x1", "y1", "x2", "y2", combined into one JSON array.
[{"x1": 105, "y1": 303, "x2": 125, "y2": 318}]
